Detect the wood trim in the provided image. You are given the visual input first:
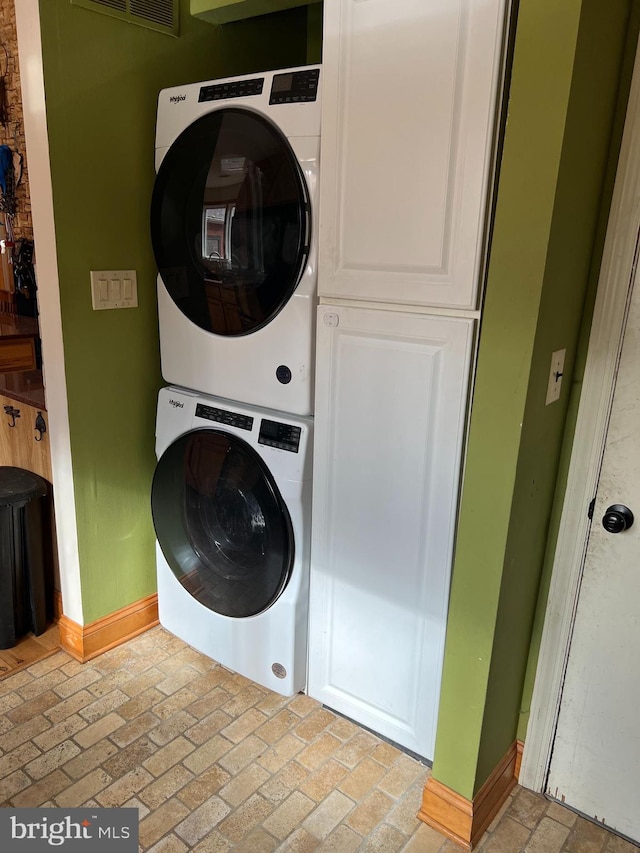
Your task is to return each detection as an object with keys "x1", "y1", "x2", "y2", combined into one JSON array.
[
  {"x1": 53, "y1": 589, "x2": 63, "y2": 621},
  {"x1": 419, "y1": 777, "x2": 473, "y2": 850},
  {"x1": 515, "y1": 740, "x2": 524, "y2": 781},
  {"x1": 58, "y1": 594, "x2": 159, "y2": 663},
  {"x1": 471, "y1": 741, "x2": 519, "y2": 844},
  {"x1": 418, "y1": 741, "x2": 519, "y2": 850}
]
